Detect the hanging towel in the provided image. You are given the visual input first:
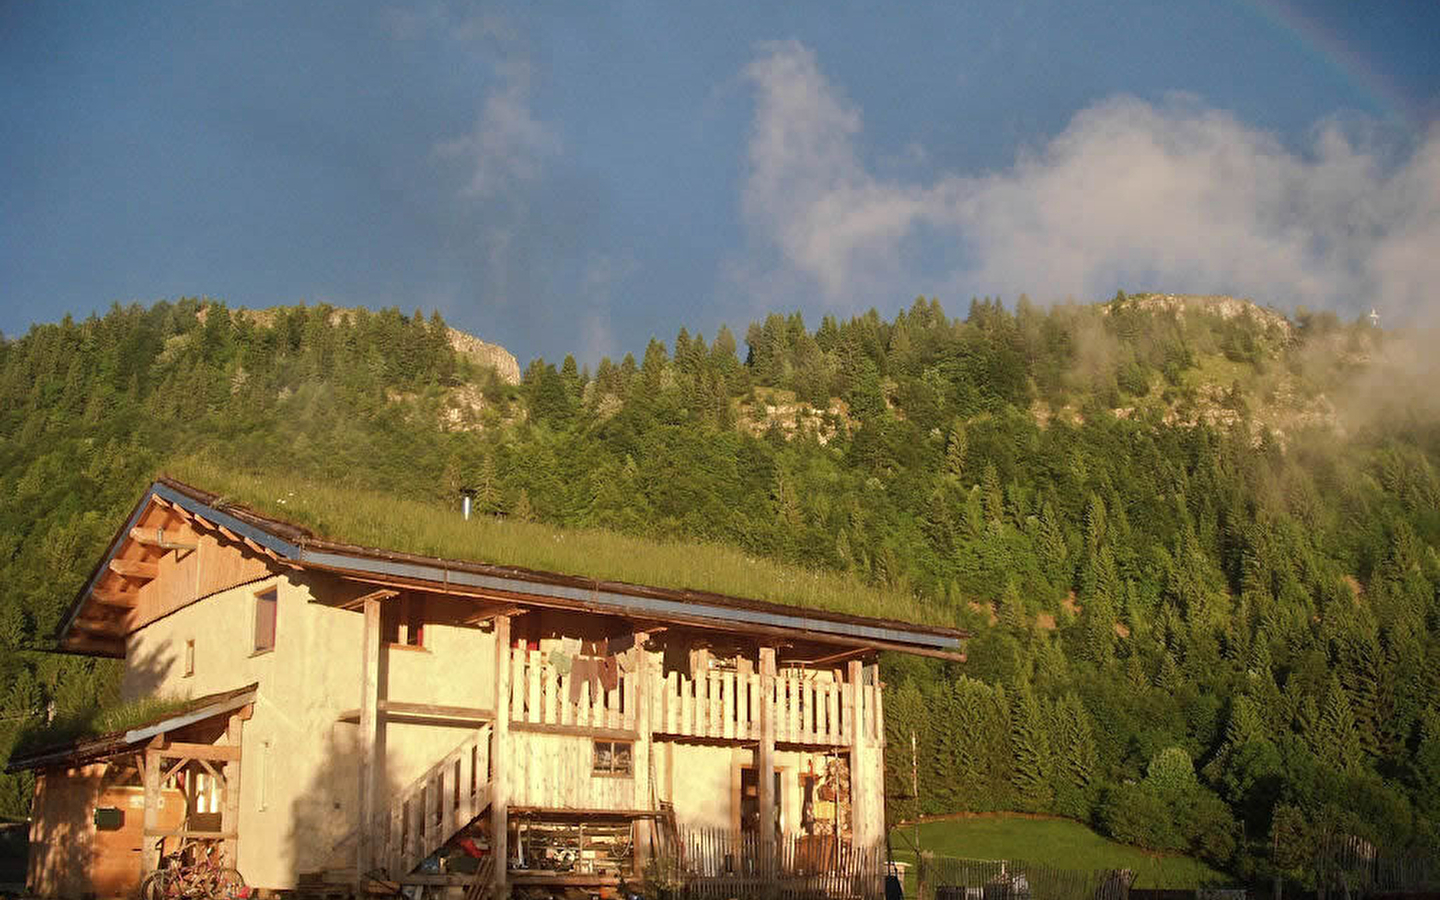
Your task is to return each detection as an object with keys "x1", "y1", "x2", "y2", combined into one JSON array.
[
  {"x1": 587, "y1": 657, "x2": 604, "y2": 697},
  {"x1": 599, "y1": 655, "x2": 620, "y2": 691},
  {"x1": 549, "y1": 648, "x2": 572, "y2": 676},
  {"x1": 606, "y1": 633, "x2": 636, "y2": 654},
  {"x1": 737, "y1": 657, "x2": 754, "y2": 678},
  {"x1": 569, "y1": 660, "x2": 587, "y2": 704},
  {"x1": 561, "y1": 636, "x2": 581, "y2": 656},
  {"x1": 616, "y1": 647, "x2": 636, "y2": 673},
  {"x1": 662, "y1": 640, "x2": 687, "y2": 677}
]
